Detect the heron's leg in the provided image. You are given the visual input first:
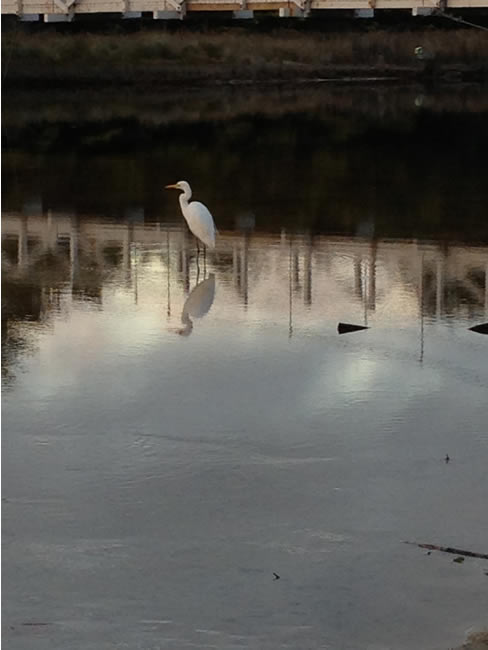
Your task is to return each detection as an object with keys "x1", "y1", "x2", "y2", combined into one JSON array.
[{"x1": 203, "y1": 245, "x2": 207, "y2": 276}]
